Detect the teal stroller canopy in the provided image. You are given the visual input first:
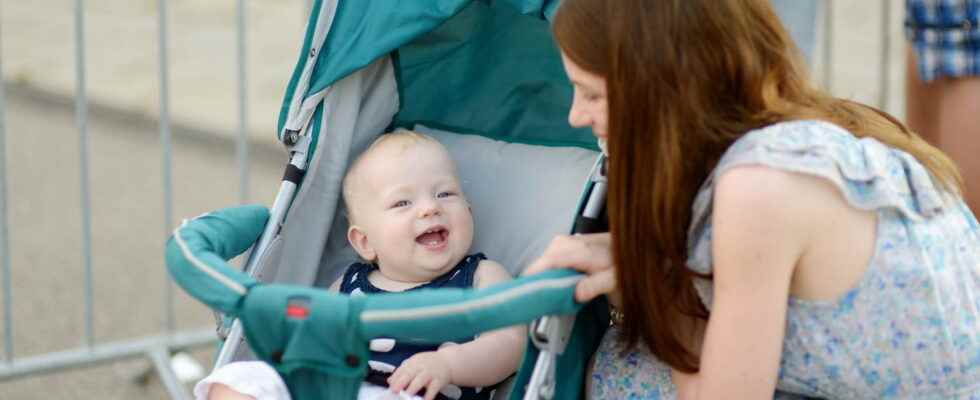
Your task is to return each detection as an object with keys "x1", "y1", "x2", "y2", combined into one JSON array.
[{"x1": 277, "y1": 0, "x2": 597, "y2": 156}]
